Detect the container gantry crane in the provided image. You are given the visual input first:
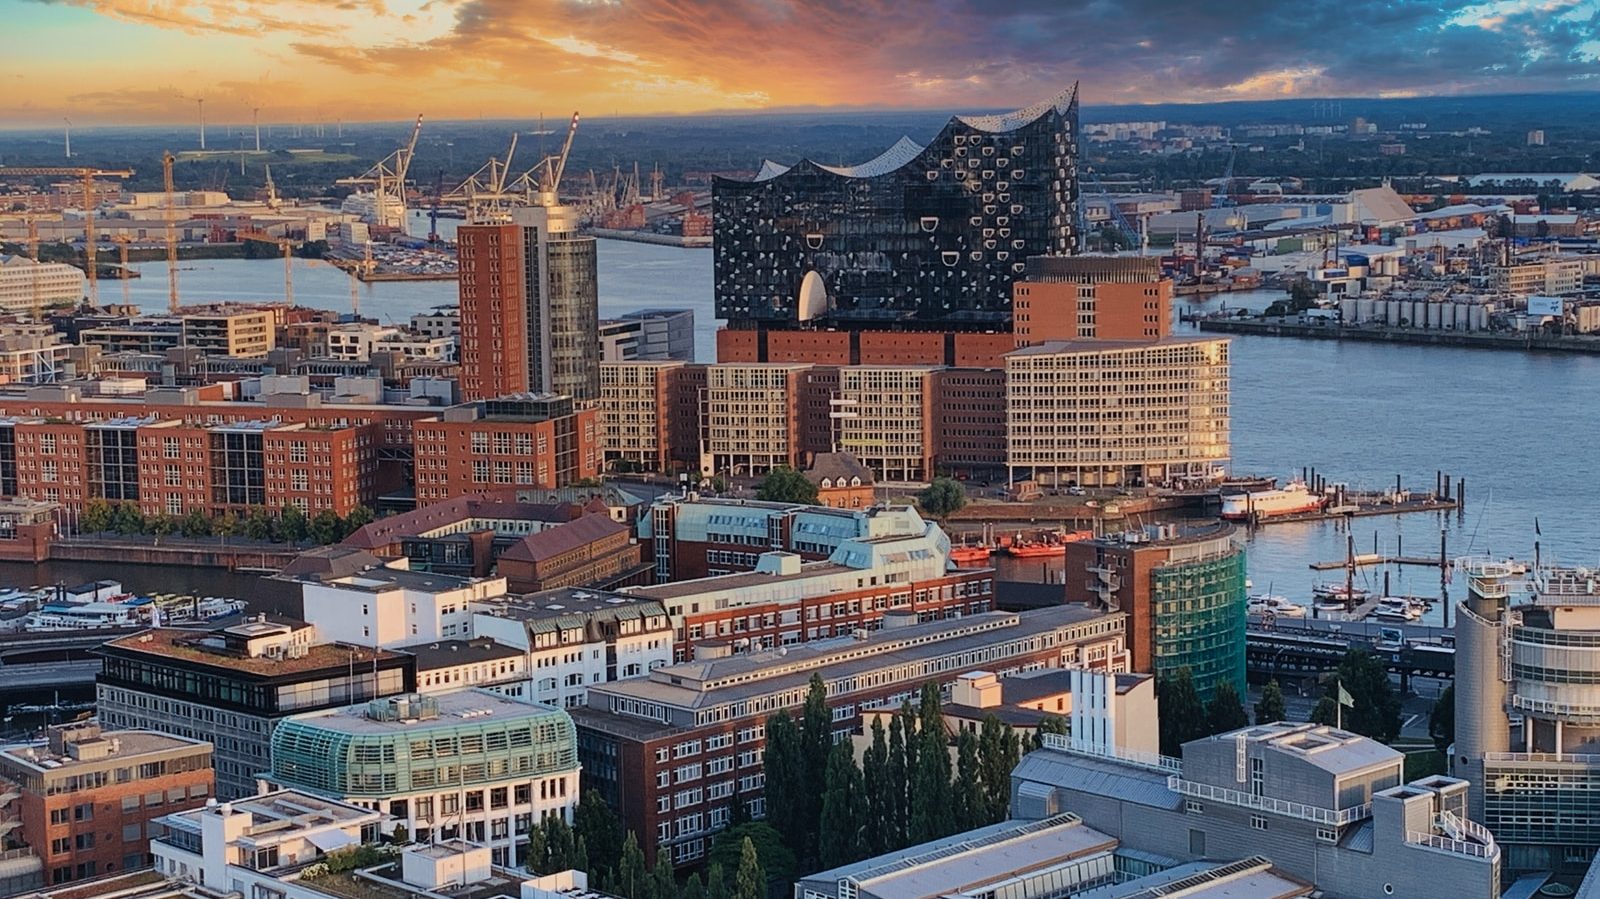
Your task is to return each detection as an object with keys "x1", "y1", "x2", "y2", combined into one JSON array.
[{"x1": 0, "y1": 166, "x2": 134, "y2": 306}]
